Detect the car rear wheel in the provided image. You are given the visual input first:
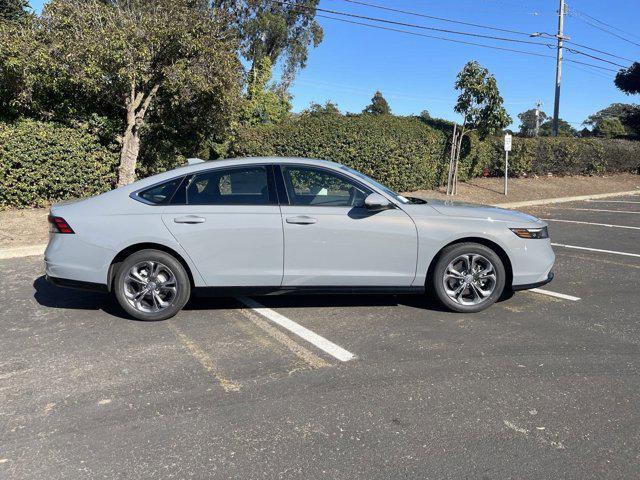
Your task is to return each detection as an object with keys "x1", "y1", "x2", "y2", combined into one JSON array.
[
  {"x1": 114, "y1": 249, "x2": 190, "y2": 321},
  {"x1": 431, "y1": 243, "x2": 505, "y2": 313}
]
